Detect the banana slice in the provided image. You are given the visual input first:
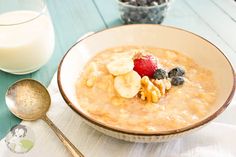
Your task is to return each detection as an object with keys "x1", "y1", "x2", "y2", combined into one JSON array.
[
  {"x1": 114, "y1": 71, "x2": 141, "y2": 98},
  {"x1": 106, "y1": 58, "x2": 134, "y2": 76}
]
